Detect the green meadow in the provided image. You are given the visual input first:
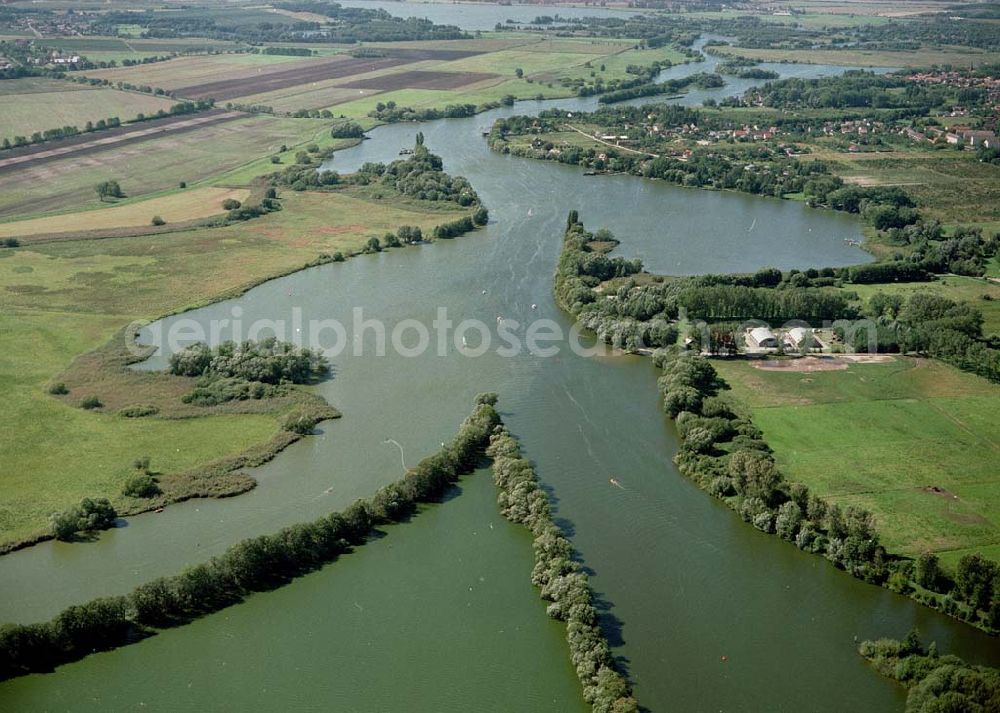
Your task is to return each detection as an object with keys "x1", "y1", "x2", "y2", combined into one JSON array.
[{"x1": 714, "y1": 357, "x2": 1000, "y2": 565}]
